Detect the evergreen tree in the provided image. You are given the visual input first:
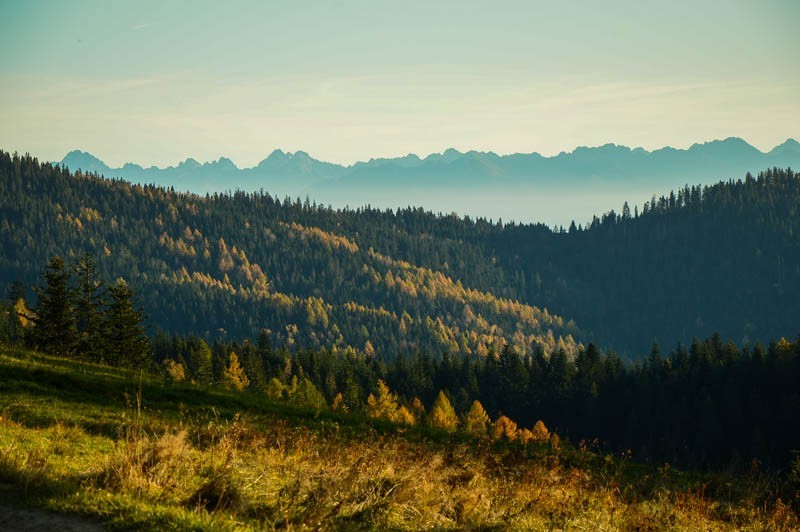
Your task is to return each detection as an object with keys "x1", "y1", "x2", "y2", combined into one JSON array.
[
  {"x1": 31, "y1": 256, "x2": 78, "y2": 356},
  {"x1": 74, "y1": 253, "x2": 105, "y2": 361},
  {"x1": 188, "y1": 338, "x2": 214, "y2": 384},
  {"x1": 7, "y1": 280, "x2": 26, "y2": 304},
  {"x1": 104, "y1": 279, "x2": 149, "y2": 368},
  {"x1": 292, "y1": 377, "x2": 328, "y2": 411}
]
